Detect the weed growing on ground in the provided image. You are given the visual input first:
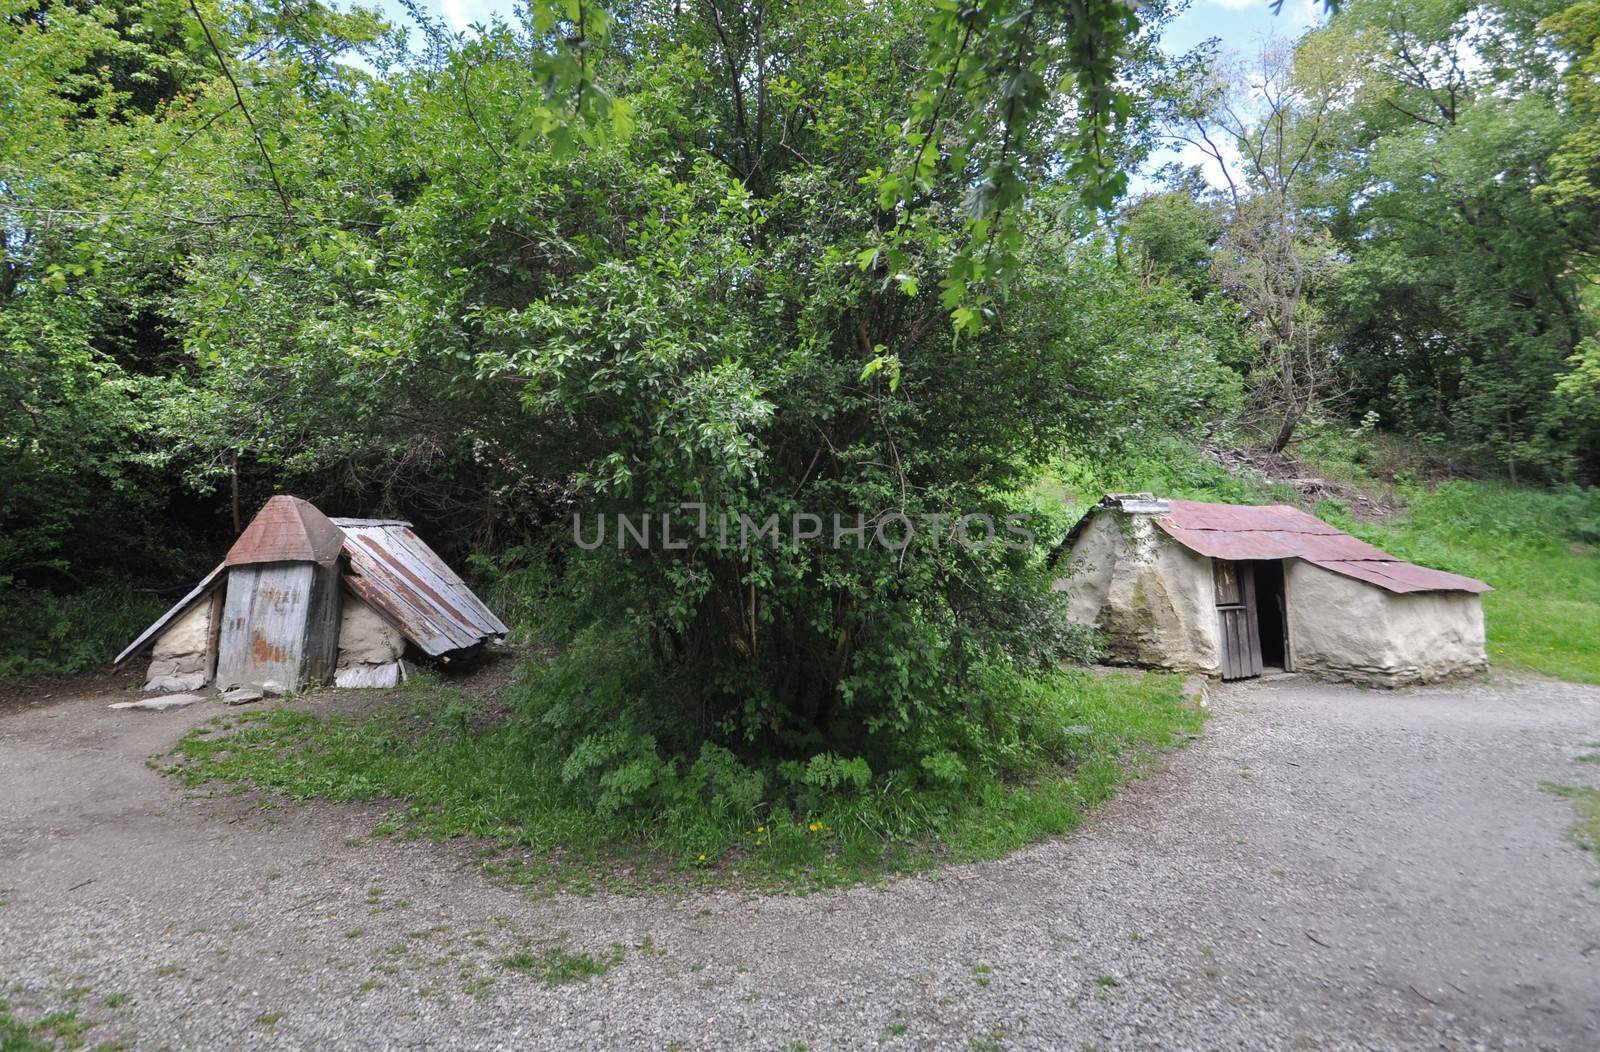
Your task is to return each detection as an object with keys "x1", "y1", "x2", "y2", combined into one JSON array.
[
  {"x1": 0, "y1": 1001, "x2": 96, "y2": 1051},
  {"x1": 1540, "y1": 782, "x2": 1600, "y2": 855},
  {"x1": 499, "y1": 942, "x2": 624, "y2": 985}
]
